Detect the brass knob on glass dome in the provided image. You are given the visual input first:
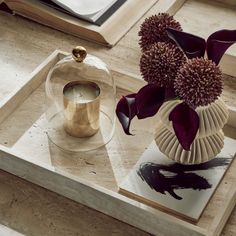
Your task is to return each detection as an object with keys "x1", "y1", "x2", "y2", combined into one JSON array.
[{"x1": 72, "y1": 46, "x2": 87, "y2": 62}]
